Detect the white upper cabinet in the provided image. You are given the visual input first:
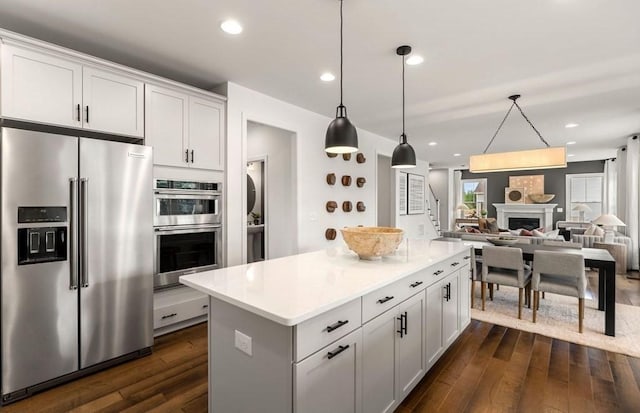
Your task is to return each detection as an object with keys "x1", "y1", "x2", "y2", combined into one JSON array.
[
  {"x1": 1, "y1": 43, "x2": 144, "y2": 137},
  {"x1": 189, "y1": 96, "x2": 224, "y2": 171},
  {"x1": 1, "y1": 44, "x2": 82, "y2": 128},
  {"x1": 146, "y1": 84, "x2": 225, "y2": 171},
  {"x1": 82, "y1": 66, "x2": 144, "y2": 137},
  {"x1": 145, "y1": 85, "x2": 189, "y2": 167}
]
